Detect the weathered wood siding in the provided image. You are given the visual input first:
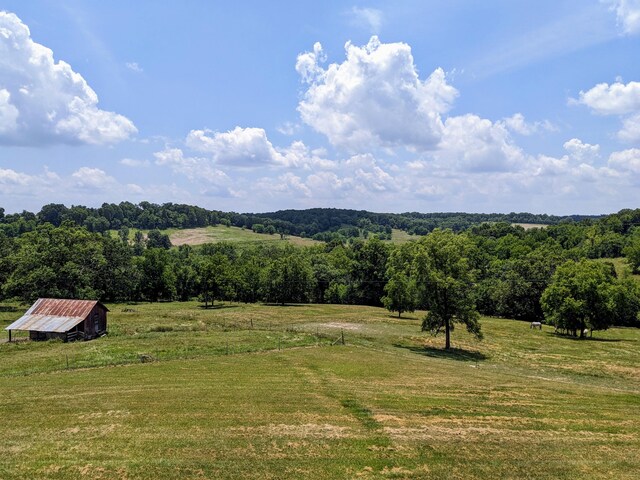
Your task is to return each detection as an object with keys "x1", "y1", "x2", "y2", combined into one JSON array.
[{"x1": 83, "y1": 304, "x2": 108, "y2": 339}]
